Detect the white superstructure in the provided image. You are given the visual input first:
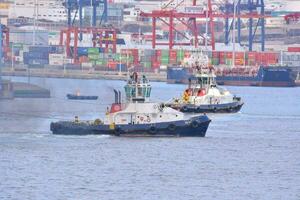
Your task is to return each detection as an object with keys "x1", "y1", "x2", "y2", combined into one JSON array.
[
  {"x1": 104, "y1": 73, "x2": 185, "y2": 125},
  {"x1": 175, "y1": 51, "x2": 239, "y2": 106},
  {"x1": 9, "y1": 0, "x2": 67, "y2": 22}
]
